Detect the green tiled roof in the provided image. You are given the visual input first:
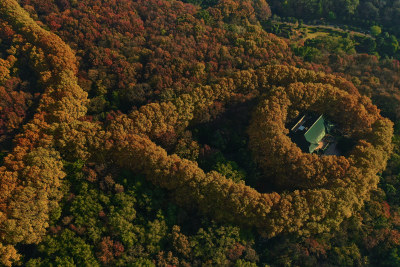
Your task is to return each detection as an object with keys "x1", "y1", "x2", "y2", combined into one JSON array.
[
  {"x1": 304, "y1": 115, "x2": 326, "y2": 153},
  {"x1": 309, "y1": 143, "x2": 320, "y2": 154}
]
